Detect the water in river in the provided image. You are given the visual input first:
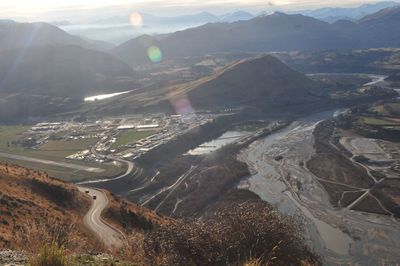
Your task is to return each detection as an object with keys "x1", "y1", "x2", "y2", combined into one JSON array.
[
  {"x1": 395, "y1": 89, "x2": 400, "y2": 99},
  {"x1": 187, "y1": 131, "x2": 250, "y2": 155},
  {"x1": 84, "y1": 91, "x2": 132, "y2": 102}
]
